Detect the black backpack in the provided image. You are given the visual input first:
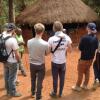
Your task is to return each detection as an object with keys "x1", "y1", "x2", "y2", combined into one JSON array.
[{"x1": 0, "y1": 35, "x2": 13, "y2": 63}]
